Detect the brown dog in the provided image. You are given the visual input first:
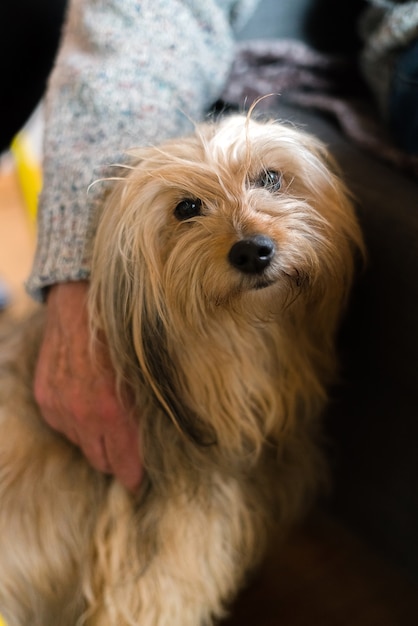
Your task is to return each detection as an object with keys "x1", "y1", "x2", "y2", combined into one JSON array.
[{"x1": 0, "y1": 114, "x2": 363, "y2": 625}]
